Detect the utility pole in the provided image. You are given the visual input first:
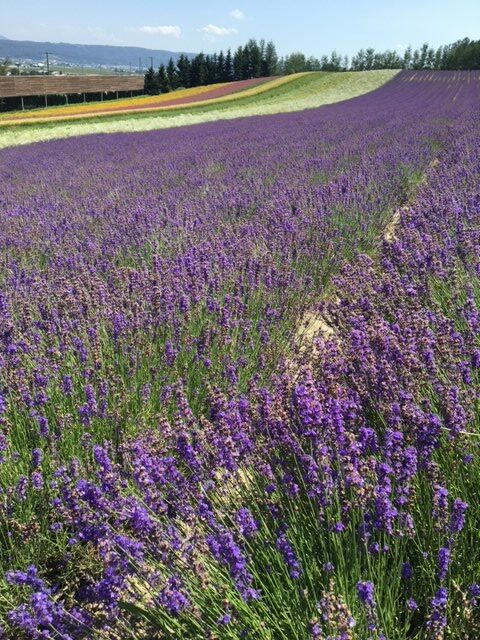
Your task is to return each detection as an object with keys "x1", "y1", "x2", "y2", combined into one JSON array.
[
  {"x1": 45, "y1": 52, "x2": 50, "y2": 75},
  {"x1": 138, "y1": 57, "x2": 141, "y2": 74},
  {"x1": 150, "y1": 56, "x2": 153, "y2": 69}
]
